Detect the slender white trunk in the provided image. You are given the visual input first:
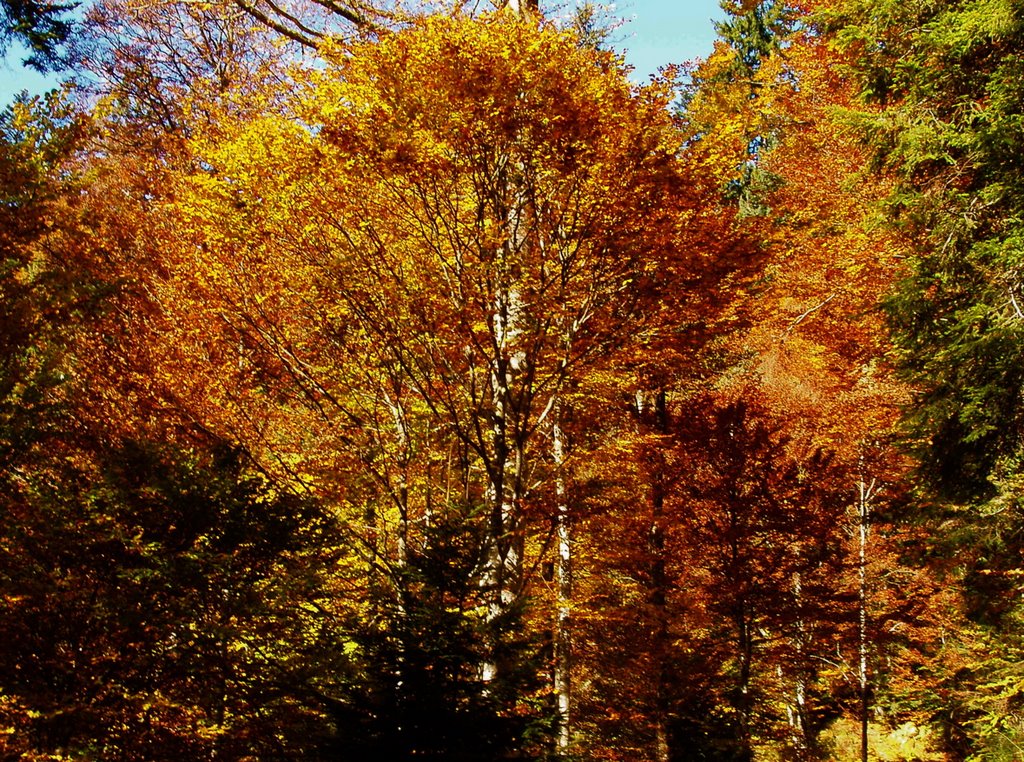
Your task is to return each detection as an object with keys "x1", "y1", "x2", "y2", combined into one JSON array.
[
  {"x1": 481, "y1": 237, "x2": 524, "y2": 683},
  {"x1": 857, "y1": 470, "x2": 876, "y2": 762},
  {"x1": 552, "y1": 403, "x2": 572, "y2": 751},
  {"x1": 481, "y1": 348, "x2": 518, "y2": 681},
  {"x1": 385, "y1": 390, "x2": 411, "y2": 567},
  {"x1": 787, "y1": 570, "x2": 809, "y2": 757}
]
